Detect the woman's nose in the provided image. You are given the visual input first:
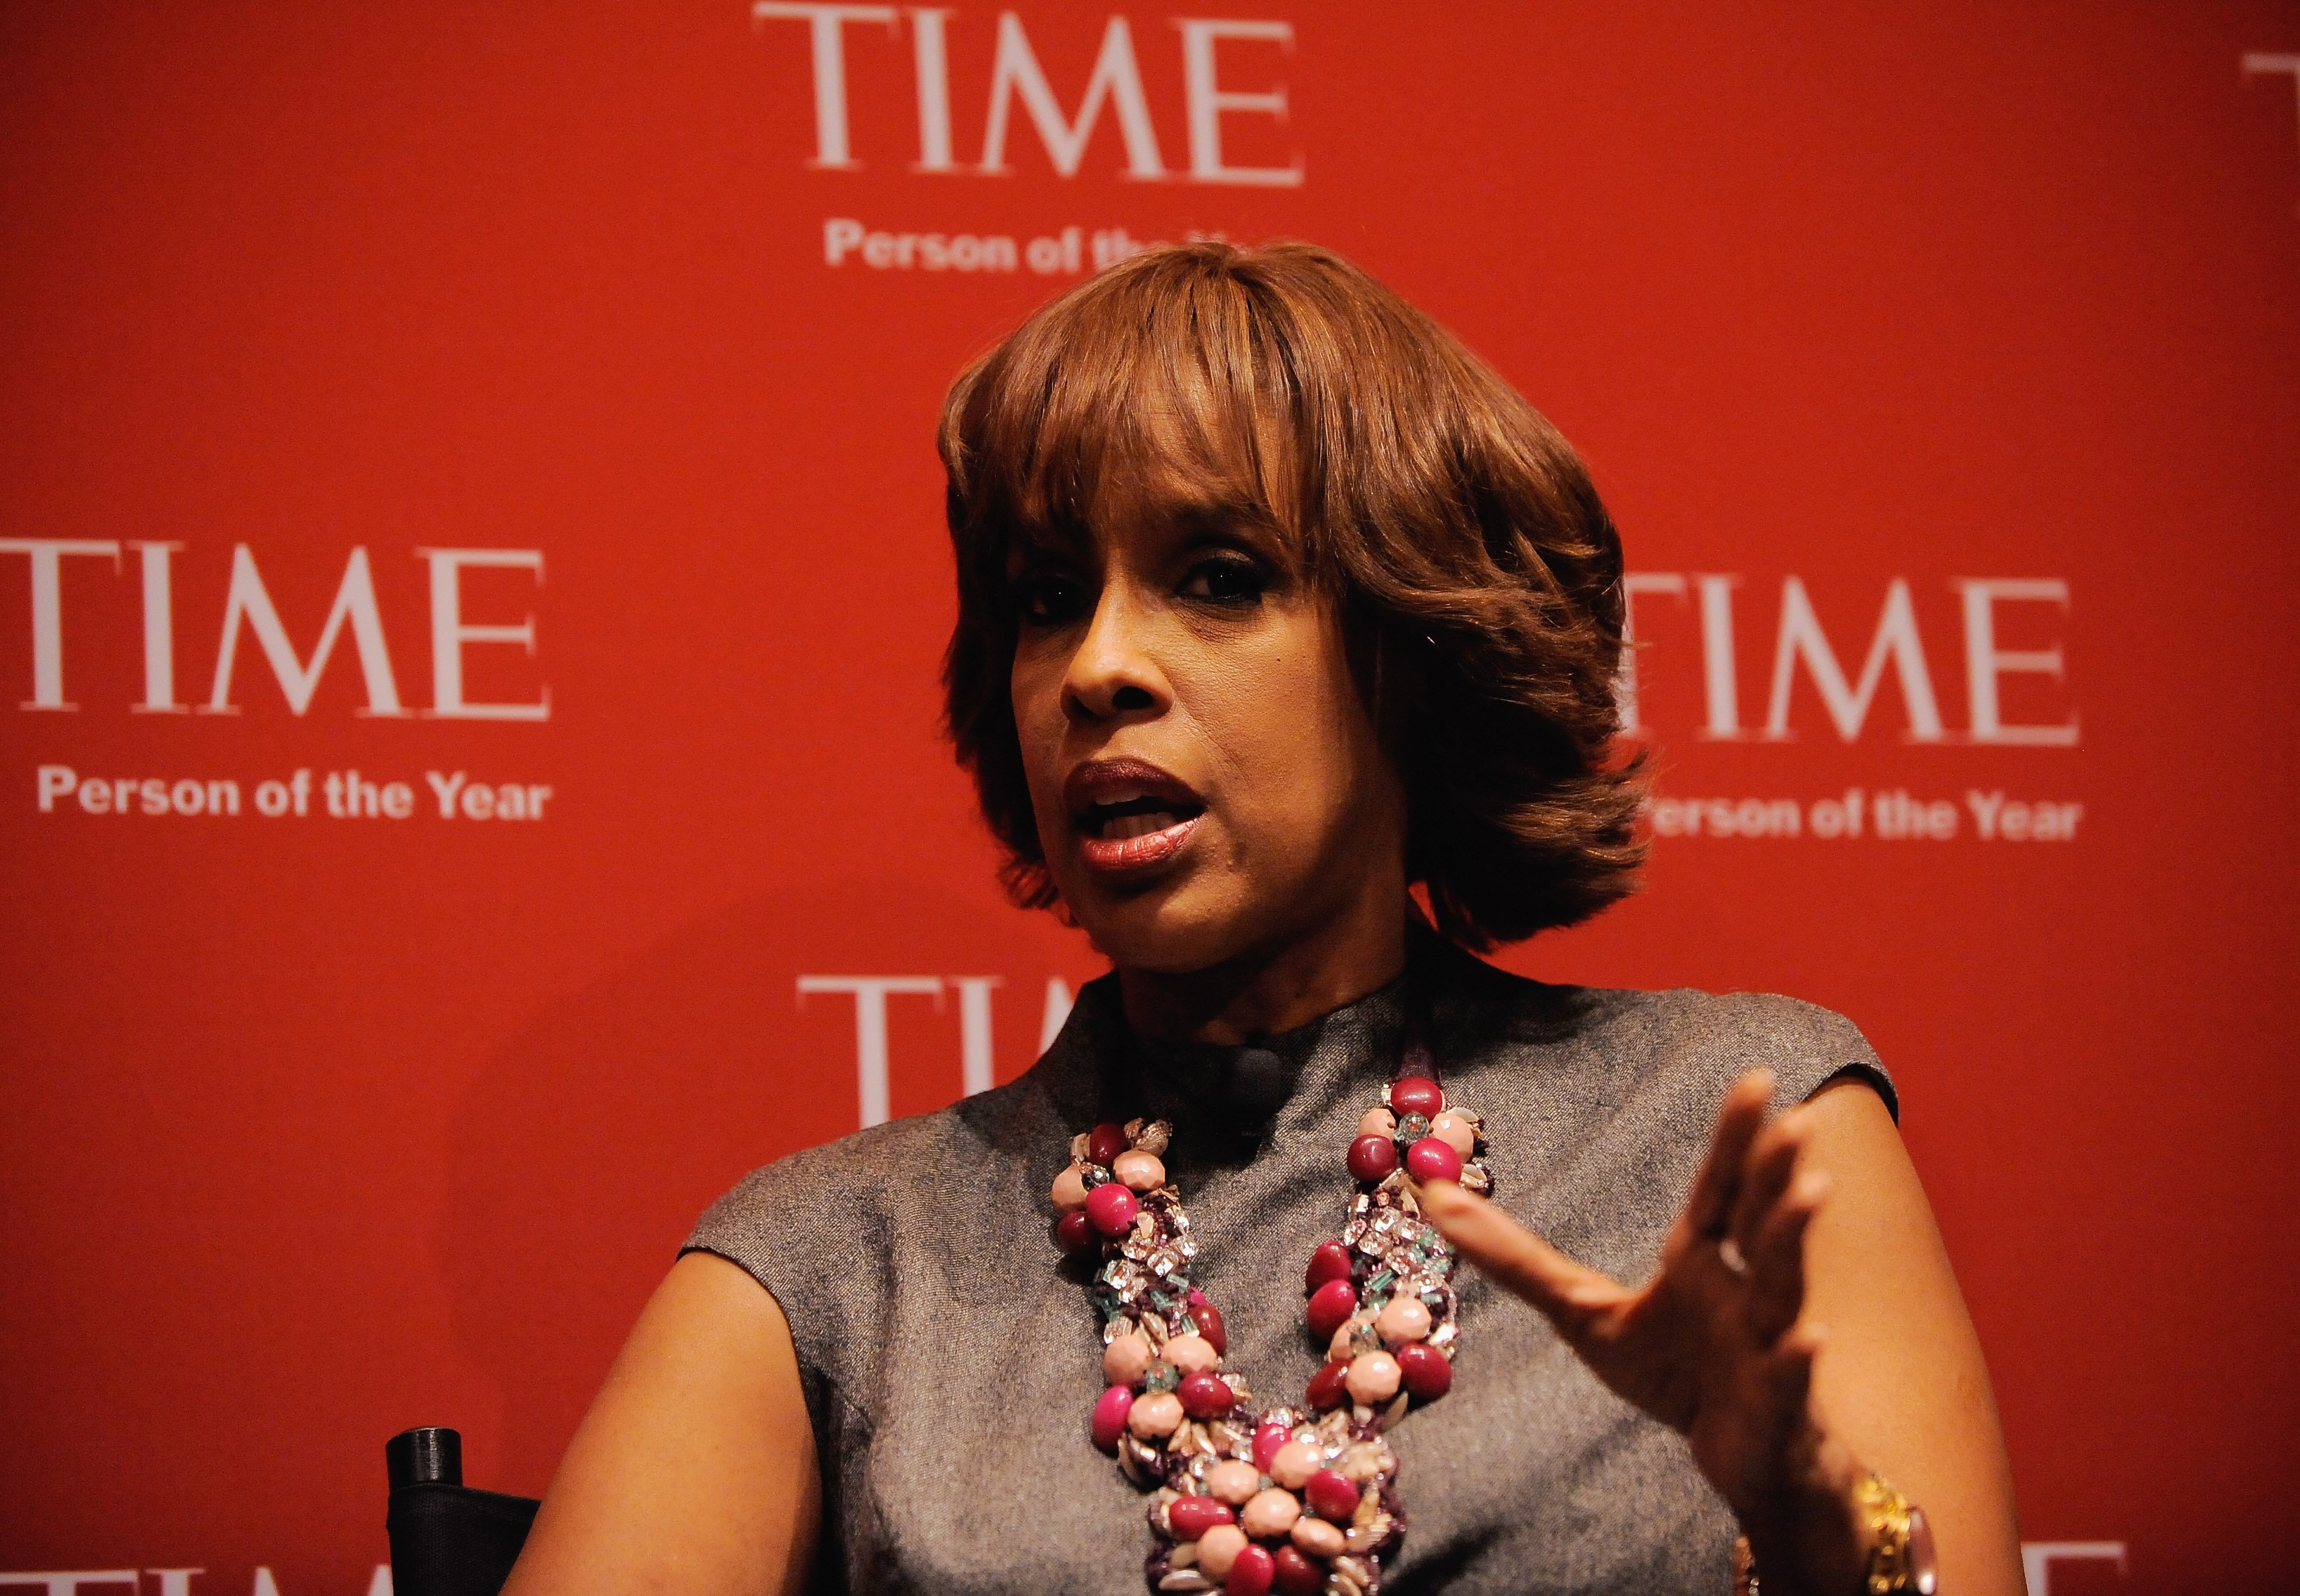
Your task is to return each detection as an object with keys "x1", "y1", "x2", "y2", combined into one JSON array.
[{"x1": 1064, "y1": 587, "x2": 1170, "y2": 723}]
